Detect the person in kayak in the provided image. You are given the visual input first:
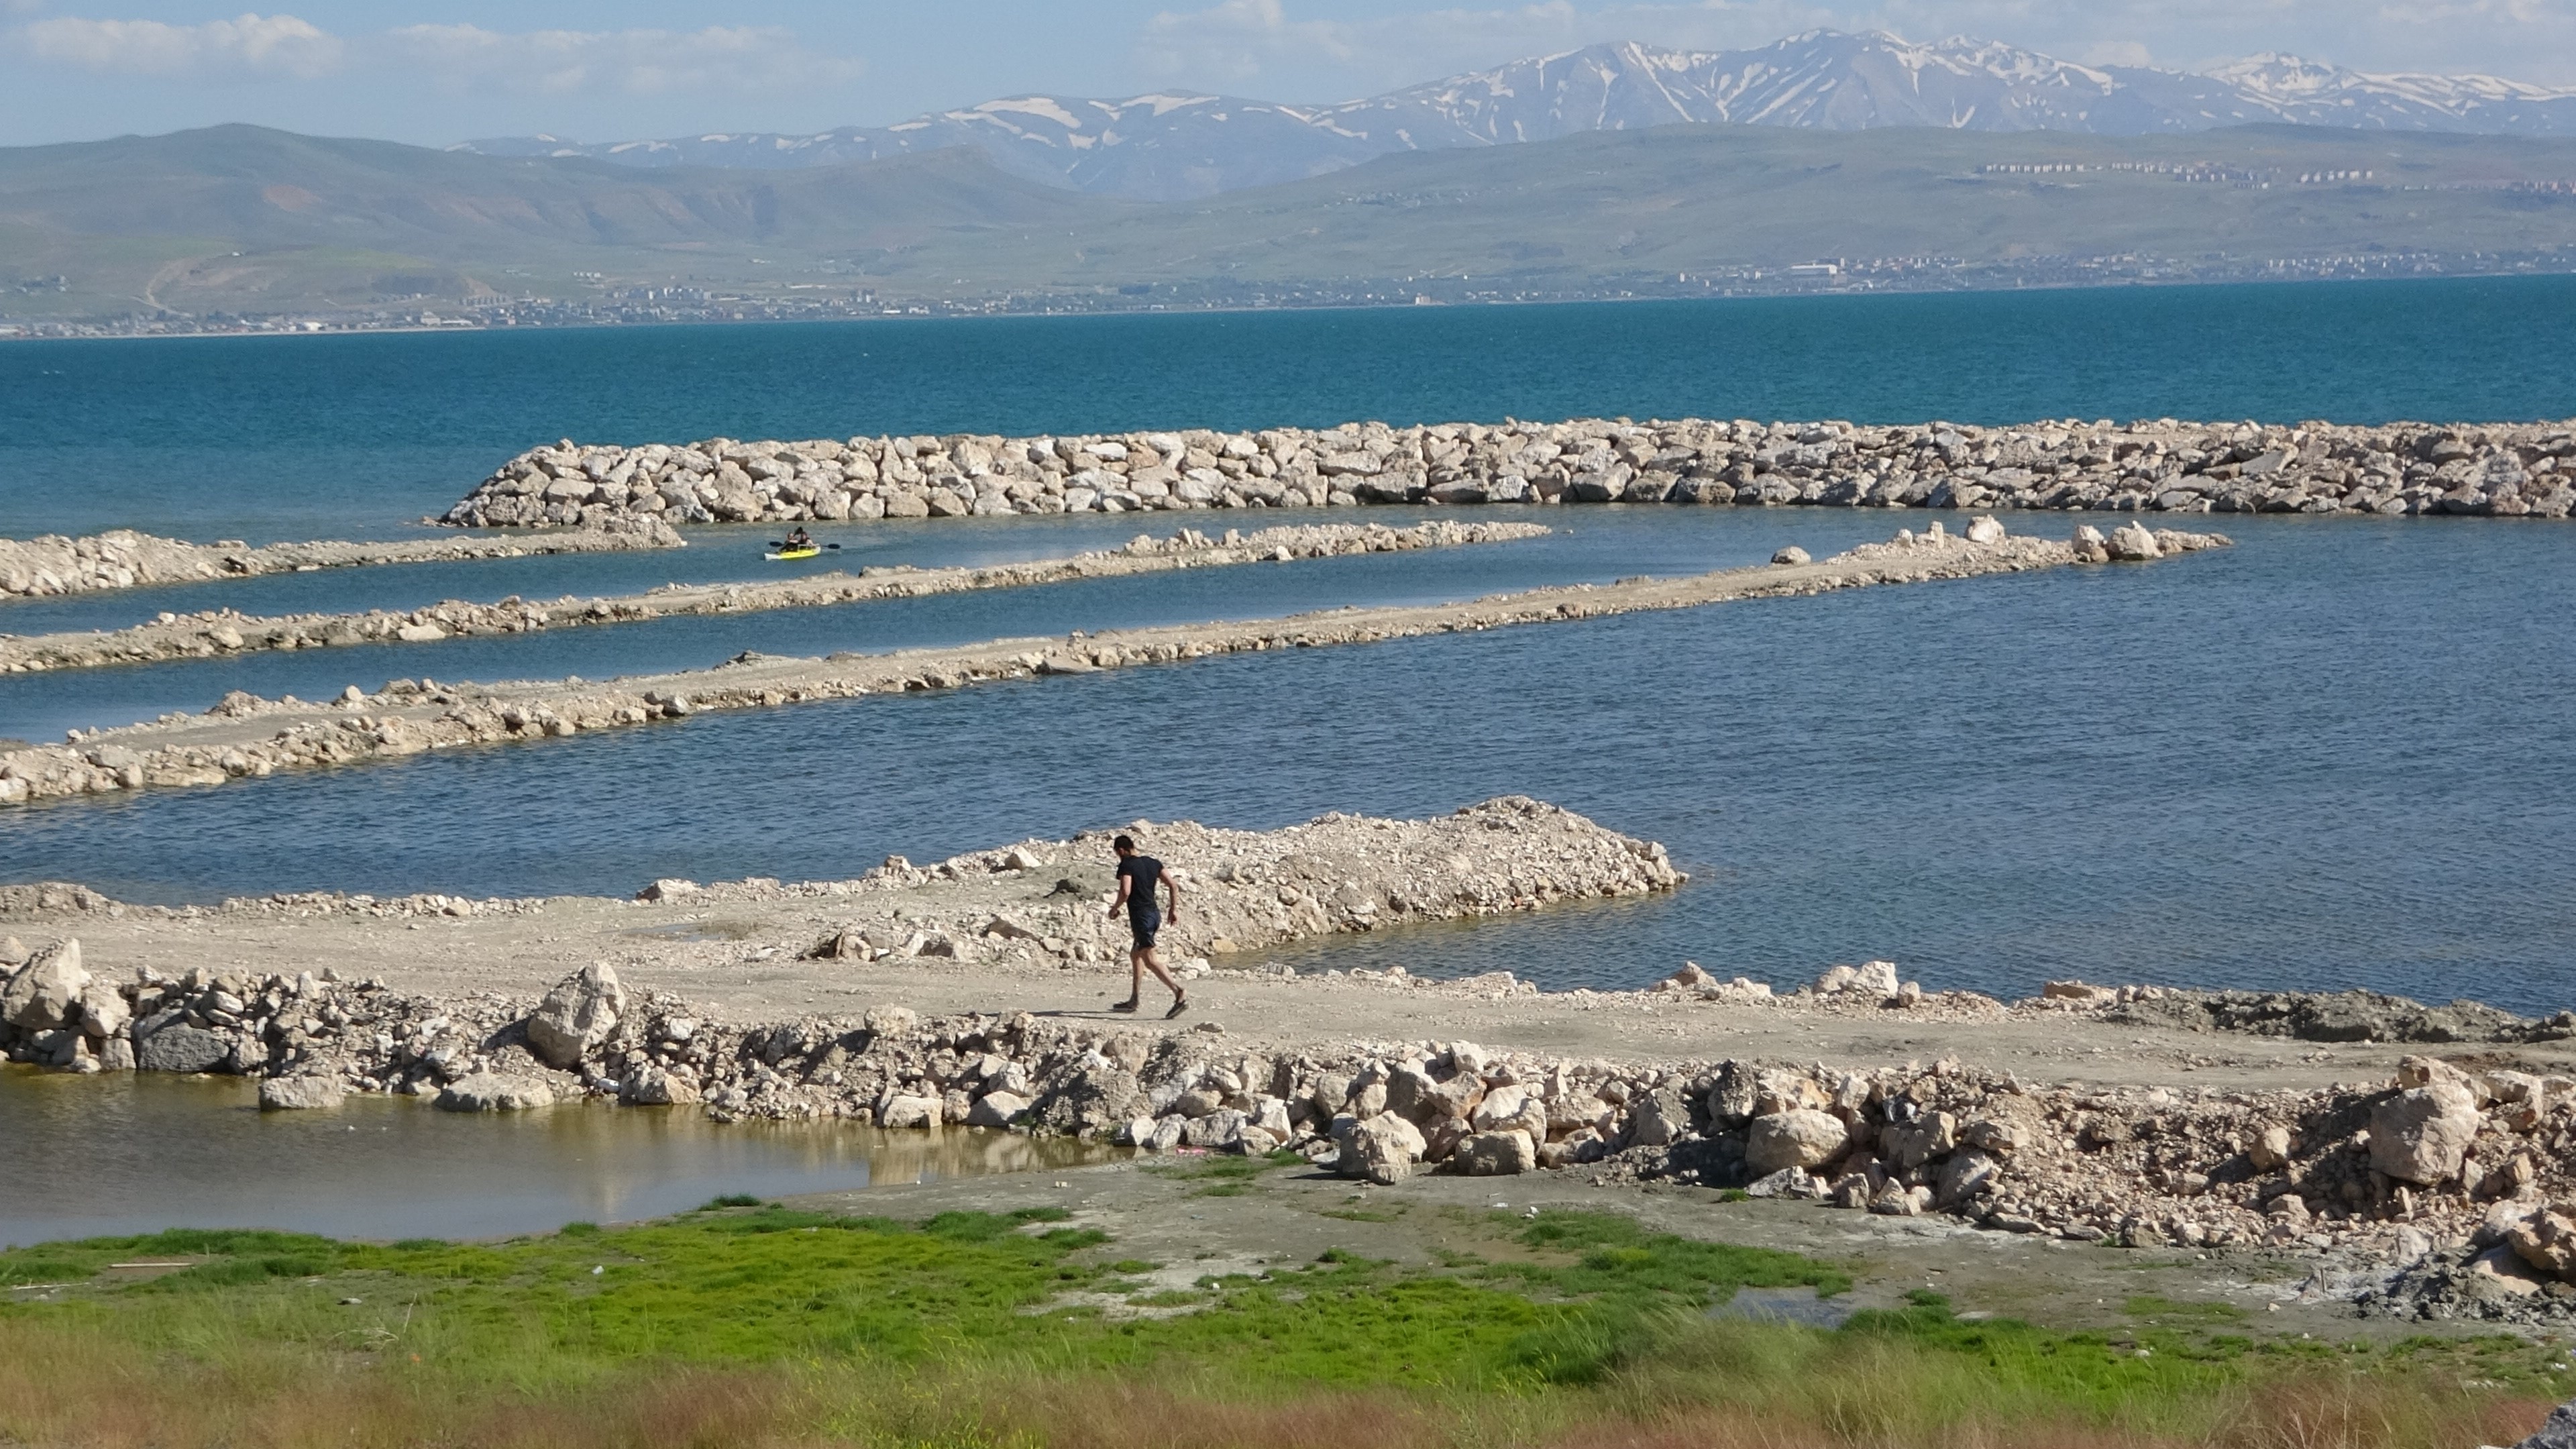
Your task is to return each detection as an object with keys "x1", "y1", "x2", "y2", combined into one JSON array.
[
  {"x1": 782, "y1": 526, "x2": 814, "y2": 552},
  {"x1": 1106, "y1": 834, "x2": 1187, "y2": 1018}
]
